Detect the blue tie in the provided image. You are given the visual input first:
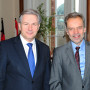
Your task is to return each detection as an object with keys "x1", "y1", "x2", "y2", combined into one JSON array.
[{"x1": 27, "y1": 43, "x2": 35, "y2": 77}]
